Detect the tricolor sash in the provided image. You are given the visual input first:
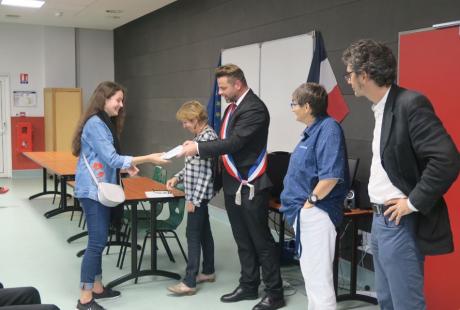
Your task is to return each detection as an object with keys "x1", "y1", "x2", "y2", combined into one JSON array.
[{"x1": 220, "y1": 103, "x2": 267, "y2": 205}]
